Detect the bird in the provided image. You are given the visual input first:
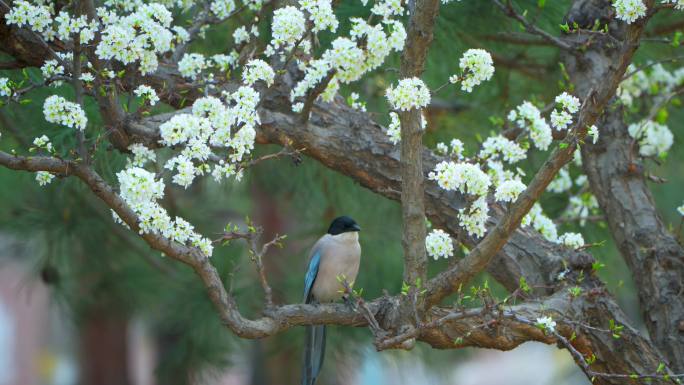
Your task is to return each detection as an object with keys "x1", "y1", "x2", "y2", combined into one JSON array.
[{"x1": 301, "y1": 216, "x2": 362, "y2": 385}]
